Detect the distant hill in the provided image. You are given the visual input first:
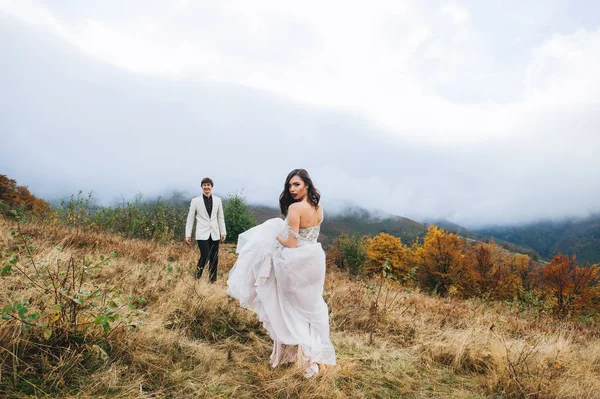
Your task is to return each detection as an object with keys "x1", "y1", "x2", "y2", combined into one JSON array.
[
  {"x1": 422, "y1": 219, "x2": 480, "y2": 239},
  {"x1": 249, "y1": 205, "x2": 281, "y2": 224},
  {"x1": 425, "y1": 218, "x2": 541, "y2": 260},
  {"x1": 475, "y1": 214, "x2": 600, "y2": 264},
  {"x1": 321, "y1": 207, "x2": 427, "y2": 245}
]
